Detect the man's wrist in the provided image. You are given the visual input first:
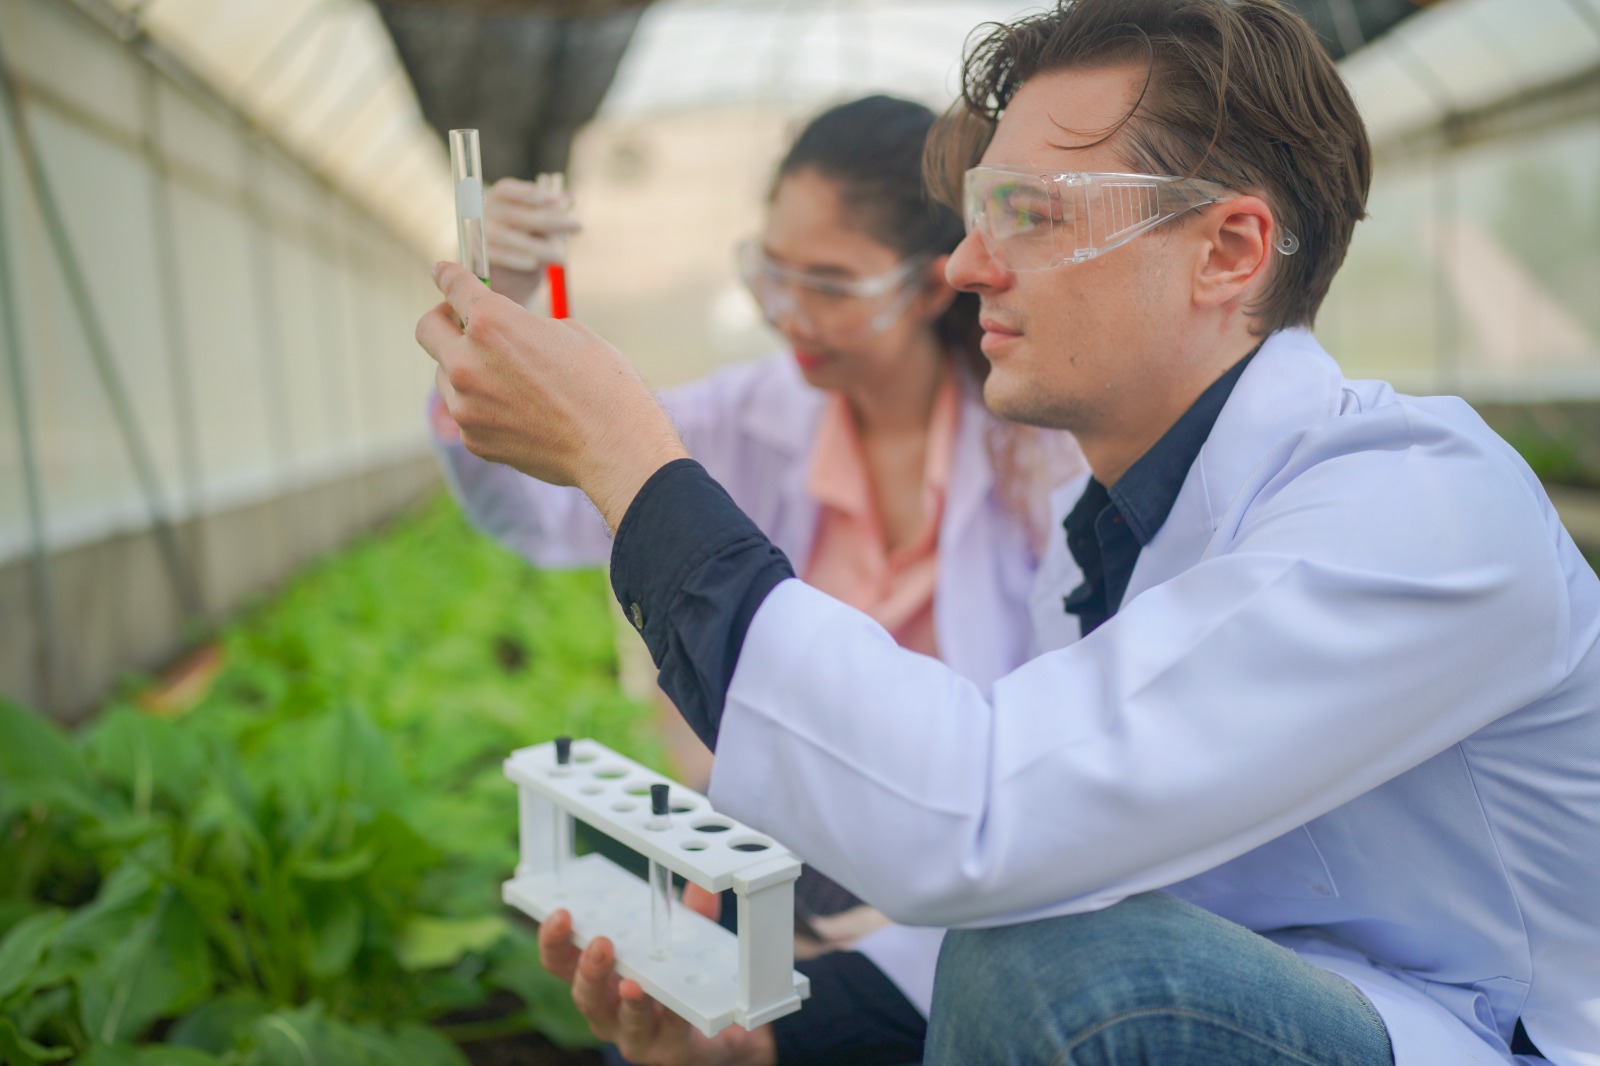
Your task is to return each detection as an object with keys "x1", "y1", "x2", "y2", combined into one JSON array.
[{"x1": 585, "y1": 431, "x2": 690, "y2": 532}]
